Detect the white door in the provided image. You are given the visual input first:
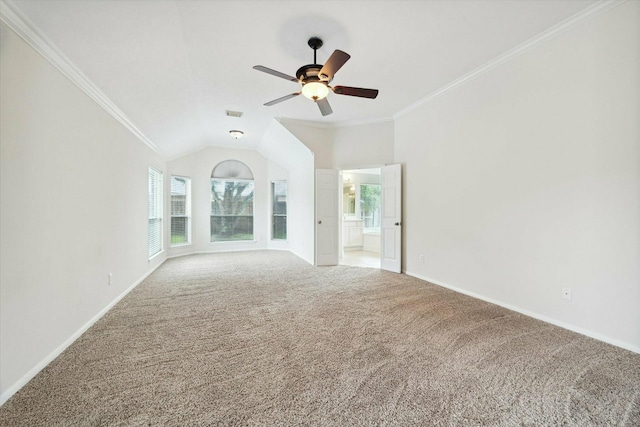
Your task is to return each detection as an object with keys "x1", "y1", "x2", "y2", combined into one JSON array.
[
  {"x1": 381, "y1": 164, "x2": 402, "y2": 272},
  {"x1": 315, "y1": 169, "x2": 339, "y2": 266}
]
